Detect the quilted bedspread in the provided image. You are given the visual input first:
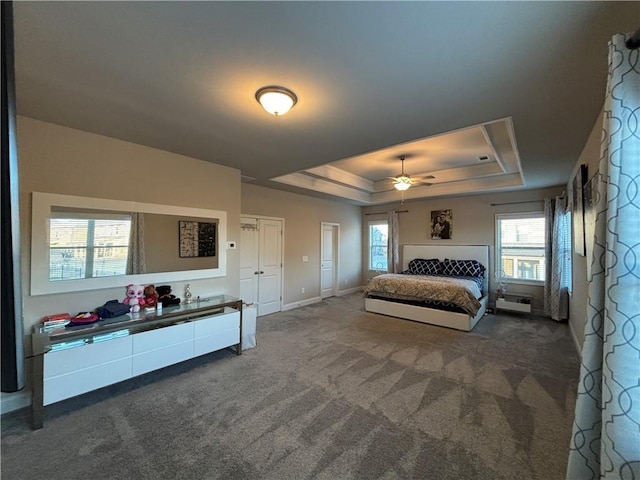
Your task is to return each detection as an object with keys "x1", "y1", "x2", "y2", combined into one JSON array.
[{"x1": 363, "y1": 273, "x2": 482, "y2": 316}]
